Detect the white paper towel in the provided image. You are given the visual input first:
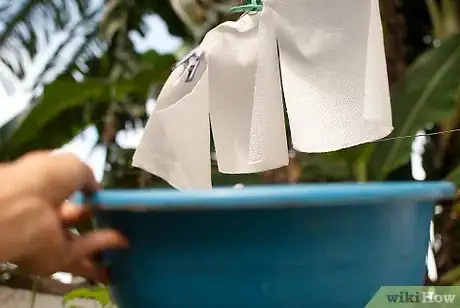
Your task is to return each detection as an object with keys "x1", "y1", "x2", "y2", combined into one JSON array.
[
  {"x1": 272, "y1": 0, "x2": 393, "y2": 152},
  {"x1": 132, "y1": 47, "x2": 211, "y2": 189},
  {"x1": 133, "y1": 0, "x2": 393, "y2": 189},
  {"x1": 207, "y1": 9, "x2": 288, "y2": 174}
]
